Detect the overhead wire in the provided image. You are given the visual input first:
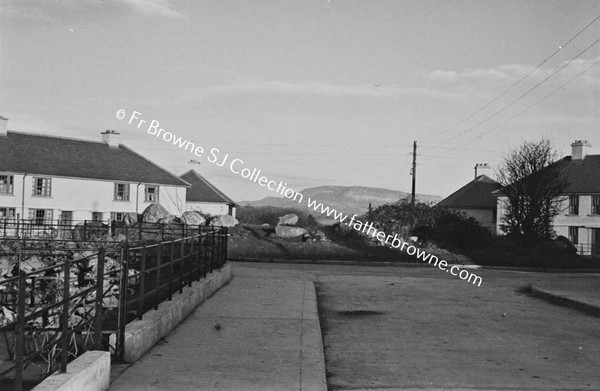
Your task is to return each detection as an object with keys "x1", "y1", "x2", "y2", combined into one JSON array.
[
  {"x1": 422, "y1": 14, "x2": 600, "y2": 147},
  {"x1": 451, "y1": 54, "x2": 600, "y2": 150},
  {"x1": 428, "y1": 37, "x2": 600, "y2": 151}
]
